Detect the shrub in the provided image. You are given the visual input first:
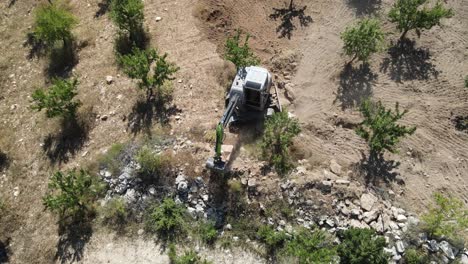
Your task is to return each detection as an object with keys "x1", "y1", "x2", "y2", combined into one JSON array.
[
  {"x1": 110, "y1": 0, "x2": 145, "y2": 45},
  {"x1": 356, "y1": 100, "x2": 416, "y2": 155},
  {"x1": 136, "y1": 146, "x2": 171, "y2": 177},
  {"x1": 341, "y1": 18, "x2": 385, "y2": 63},
  {"x1": 389, "y1": 0, "x2": 453, "y2": 40},
  {"x1": 34, "y1": 2, "x2": 77, "y2": 49},
  {"x1": 98, "y1": 143, "x2": 125, "y2": 175},
  {"x1": 257, "y1": 225, "x2": 288, "y2": 255},
  {"x1": 197, "y1": 221, "x2": 218, "y2": 245},
  {"x1": 224, "y1": 29, "x2": 260, "y2": 70},
  {"x1": 338, "y1": 228, "x2": 389, "y2": 264},
  {"x1": 168, "y1": 244, "x2": 212, "y2": 264},
  {"x1": 281, "y1": 228, "x2": 337, "y2": 263},
  {"x1": 464, "y1": 75, "x2": 468, "y2": 88},
  {"x1": 147, "y1": 198, "x2": 186, "y2": 239},
  {"x1": 43, "y1": 169, "x2": 104, "y2": 221},
  {"x1": 421, "y1": 193, "x2": 468, "y2": 242},
  {"x1": 31, "y1": 78, "x2": 81, "y2": 119},
  {"x1": 99, "y1": 197, "x2": 128, "y2": 226},
  {"x1": 261, "y1": 110, "x2": 301, "y2": 175},
  {"x1": 118, "y1": 48, "x2": 179, "y2": 99},
  {"x1": 404, "y1": 248, "x2": 430, "y2": 264}
]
